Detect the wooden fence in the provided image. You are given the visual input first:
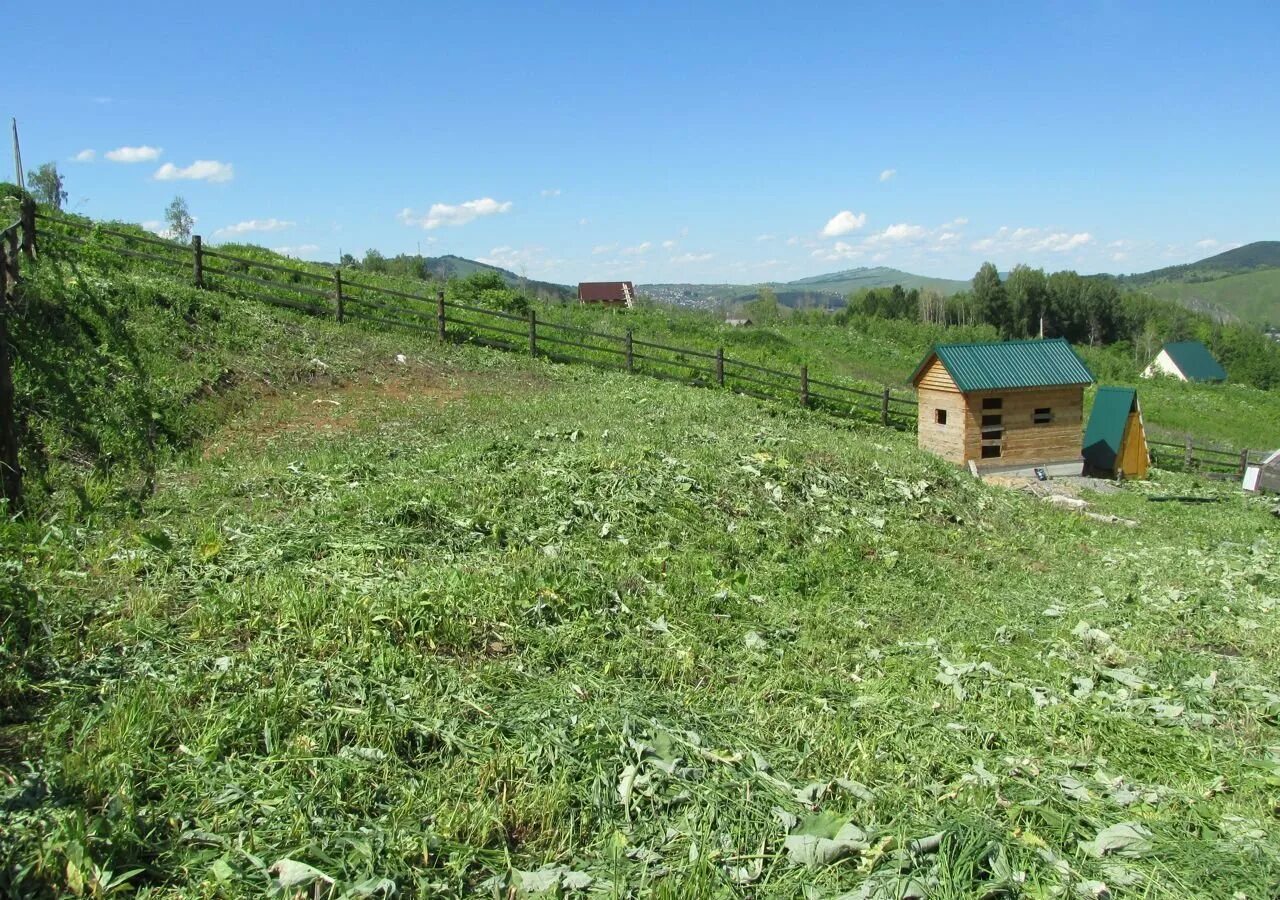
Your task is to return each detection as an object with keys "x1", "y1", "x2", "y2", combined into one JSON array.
[
  {"x1": 32, "y1": 211, "x2": 921, "y2": 434},
  {"x1": 2, "y1": 208, "x2": 1268, "y2": 511},
  {"x1": 0, "y1": 199, "x2": 35, "y2": 509},
  {"x1": 1147, "y1": 438, "x2": 1266, "y2": 477}
]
